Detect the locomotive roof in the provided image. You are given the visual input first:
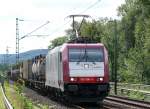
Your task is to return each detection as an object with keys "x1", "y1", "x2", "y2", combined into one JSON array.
[
  {"x1": 65, "y1": 43, "x2": 104, "y2": 46},
  {"x1": 47, "y1": 43, "x2": 104, "y2": 55}
]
